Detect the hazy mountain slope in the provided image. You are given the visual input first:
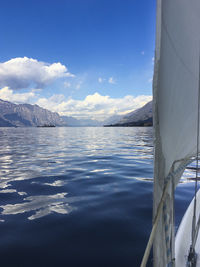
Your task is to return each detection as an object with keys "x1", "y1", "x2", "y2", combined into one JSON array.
[
  {"x1": 103, "y1": 114, "x2": 123, "y2": 126},
  {"x1": 104, "y1": 101, "x2": 152, "y2": 126},
  {"x1": 60, "y1": 116, "x2": 80, "y2": 126},
  {"x1": 61, "y1": 116, "x2": 102, "y2": 126}
]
